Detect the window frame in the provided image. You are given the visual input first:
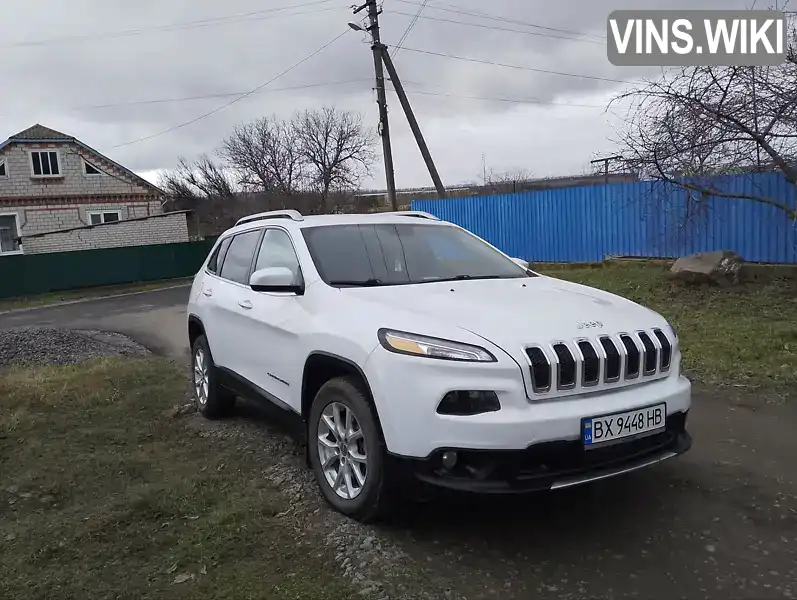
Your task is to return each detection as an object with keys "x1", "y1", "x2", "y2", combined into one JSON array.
[
  {"x1": 216, "y1": 228, "x2": 265, "y2": 286},
  {"x1": 82, "y1": 158, "x2": 104, "y2": 177},
  {"x1": 251, "y1": 226, "x2": 305, "y2": 290},
  {"x1": 0, "y1": 212, "x2": 23, "y2": 256},
  {"x1": 207, "y1": 226, "x2": 304, "y2": 292},
  {"x1": 206, "y1": 235, "x2": 233, "y2": 275},
  {"x1": 87, "y1": 210, "x2": 122, "y2": 225},
  {"x1": 28, "y1": 150, "x2": 62, "y2": 179},
  {"x1": 301, "y1": 222, "x2": 531, "y2": 287},
  {"x1": 0, "y1": 158, "x2": 7, "y2": 178}
]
